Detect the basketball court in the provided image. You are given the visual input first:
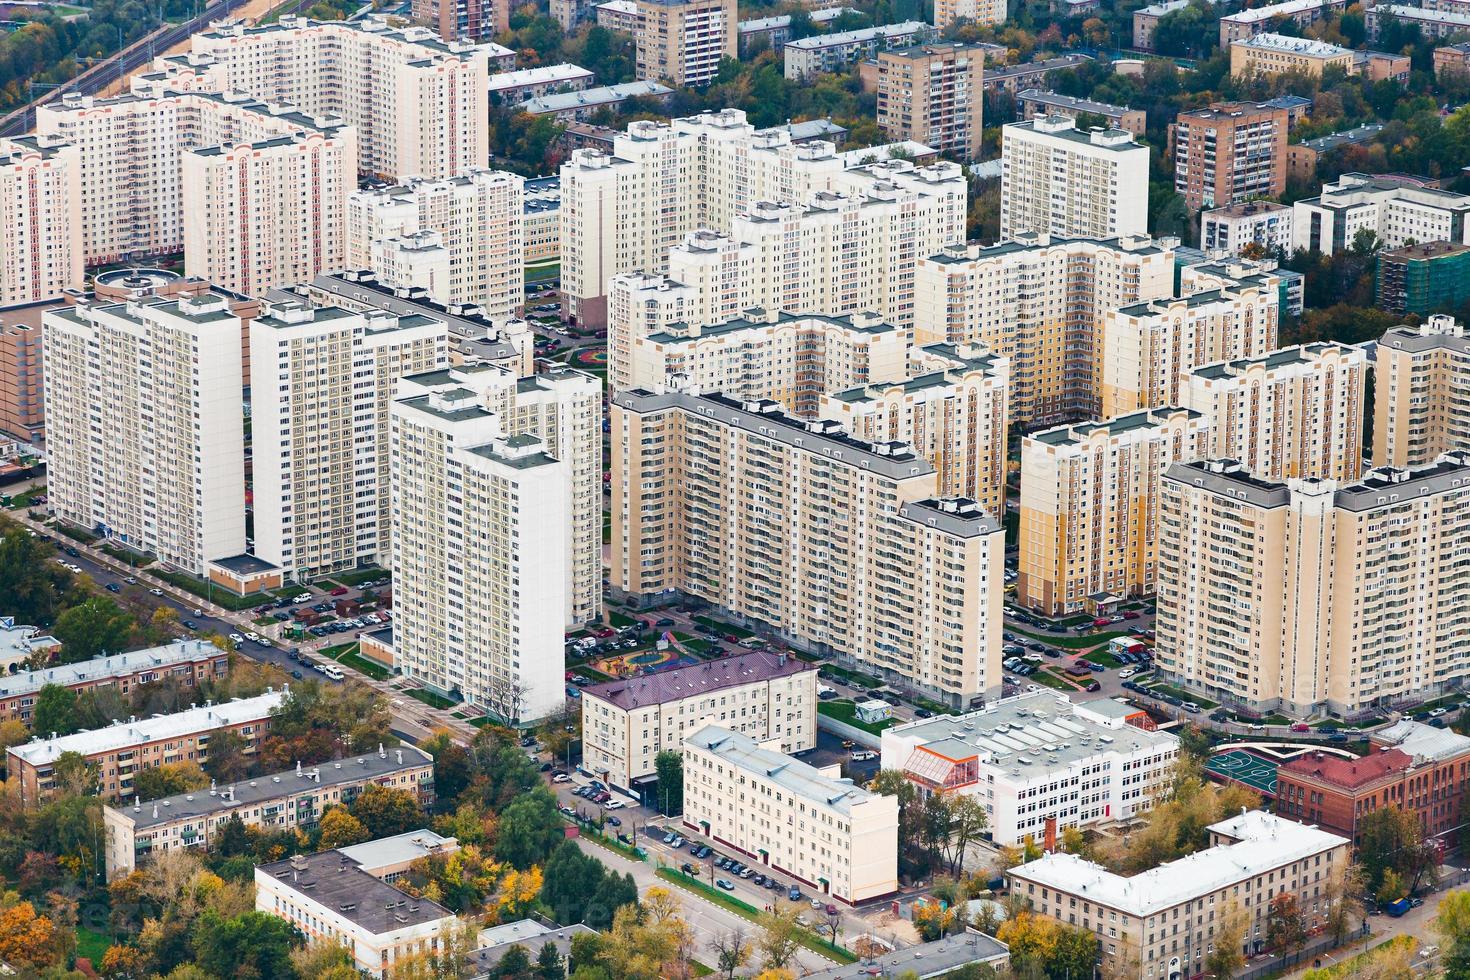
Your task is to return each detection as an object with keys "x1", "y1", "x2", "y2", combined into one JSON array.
[{"x1": 1204, "y1": 748, "x2": 1280, "y2": 797}]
